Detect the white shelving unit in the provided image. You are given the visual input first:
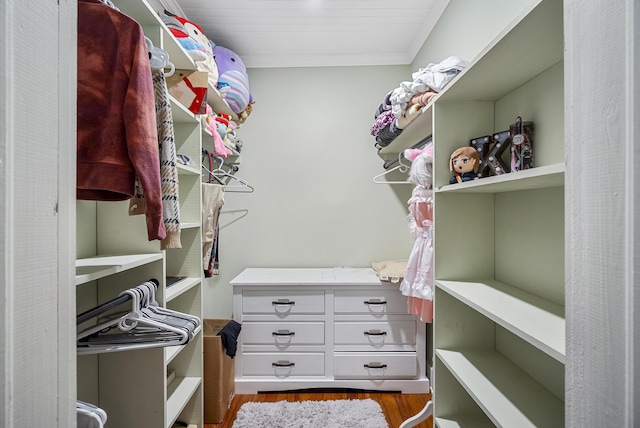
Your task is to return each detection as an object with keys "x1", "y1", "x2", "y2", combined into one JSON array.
[
  {"x1": 75, "y1": 0, "x2": 214, "y2": 426},
  {"x1": 383, "y1": 0, "x2": 565, "y2": 426}
]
